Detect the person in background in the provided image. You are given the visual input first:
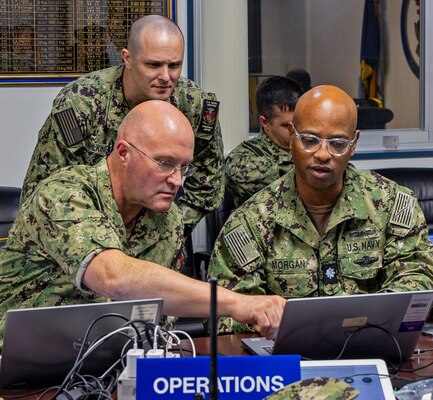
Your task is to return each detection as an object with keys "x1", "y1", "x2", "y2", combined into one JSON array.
[
  {"x1": 209, "y1": 85, "x2": 433, "y2": 334},
  {"x1": 286, "y1": 67, "x2": 312, "y2": 92},
  {"x1": 0, "y1": 101, "x2": 285, "y2": 347},
  {"x1": 20, "y1": 15, "x2": 224, "y2": 238},
  {"x1": 225, "y1": 76, "x2": 303, "y2": 207}
]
